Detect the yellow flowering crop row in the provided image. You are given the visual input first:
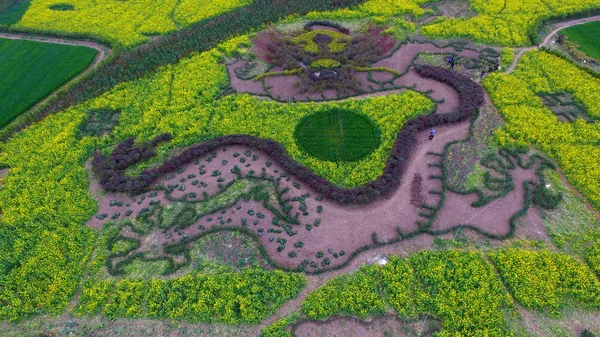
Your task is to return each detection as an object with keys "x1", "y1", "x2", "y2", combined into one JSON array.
[
  {"x1": 14, "y1": 0, "x2": 252, "y2": 47},
  {"x1": 422, "y1": 0, "x2": 600, "y2": 46},
  {"x1": 301, "y1": 264, "x2": 387, "y2": 319},
  {"x1": 73, "y1": 268, "x2": 306, "y2": 323},
  {"x1": 500, "y1": 47, "x2": 515, "y2": 71},
  {"x1": 0, "y1": 105, "x2": 97, "y2": 320},
  {"x1": 483, "y1": 50, "x2": 600, "y2": 211},
  {"x1": 358, "y1": 0, "x2": 435, "y2": 18},
  {"x1": 489, "y1": 248, "x2": 600, "y2": 316},
  {"x1": 409, "y1": 250, "x2": 515, "y2": 337},
  {"x1": 586, "y1": 240, "x2": 600, "y2": 278},
  {"x1": 301, "y1": 251, "x2": 515, "y2": 336},
  {"x1": 299, "y1": 249, "x2": 600, "y2": 335}
]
